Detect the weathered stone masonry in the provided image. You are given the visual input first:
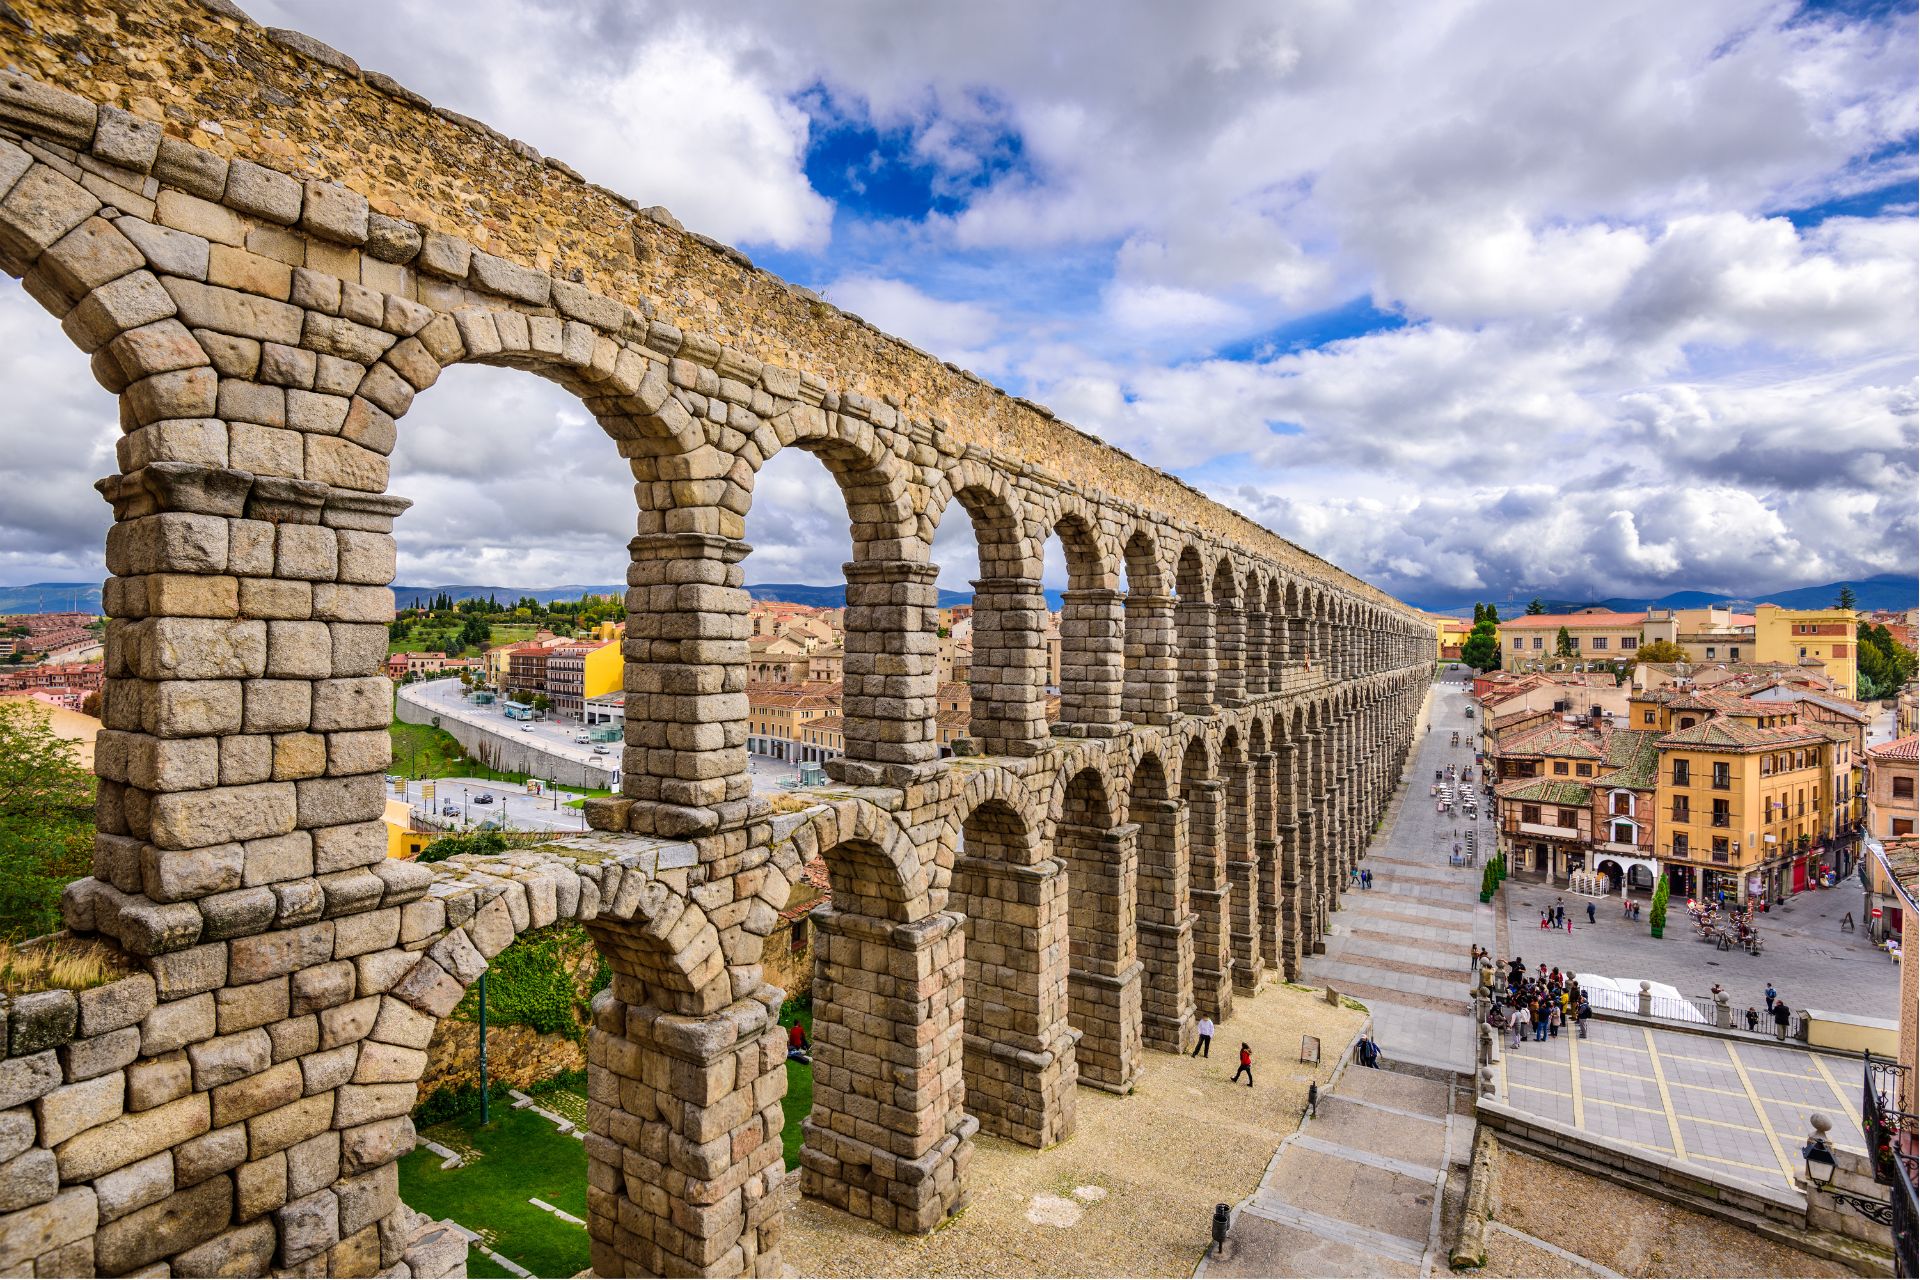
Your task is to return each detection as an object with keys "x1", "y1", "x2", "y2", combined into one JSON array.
[{"x1": 0, "y1": 2, "x2": 1432, "y2": 1276}]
